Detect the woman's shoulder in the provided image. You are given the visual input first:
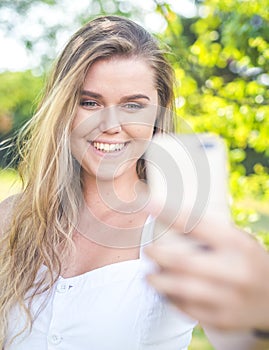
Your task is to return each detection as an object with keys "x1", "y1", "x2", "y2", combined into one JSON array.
[
  {"x1": 0, "y1": 194, "x2": 20, "y2": 234},
  {"x1": 0, "y1": 194, "x2": 19, "y2": 212}
]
